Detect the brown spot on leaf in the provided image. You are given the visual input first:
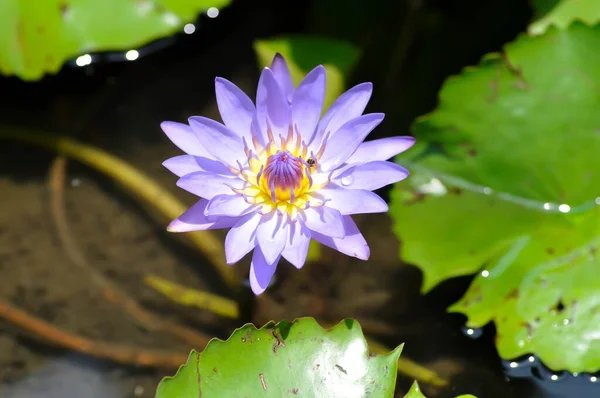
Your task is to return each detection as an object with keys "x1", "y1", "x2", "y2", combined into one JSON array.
[
  {"x1": 59, "y1": 3, "x2": 70, "y2": 18},
  {"x1": 272, "y1": 330, "x2": 286, "y2": 354},
  {"x1": 501, "y1": 52, "x2": 530, "y2": 90},
  {"x1": 403, "y1": 191, "x2": 425, "y2": 205},
  {"x1": 546, "y1": 248, "x2": 555, "y2": 255},
  {"x1": 259, "y1": 374, "x2": 267, "y2": 390},
  {"x1": 506, "y1": 289, "x2": 519, "y2": 300}
]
